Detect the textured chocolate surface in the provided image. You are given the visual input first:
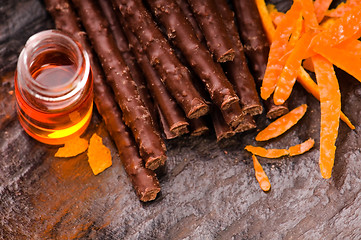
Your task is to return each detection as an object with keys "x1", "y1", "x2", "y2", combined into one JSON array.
[{"x1": 2, "y1": 0, "x2": 361, "y2": 239}]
